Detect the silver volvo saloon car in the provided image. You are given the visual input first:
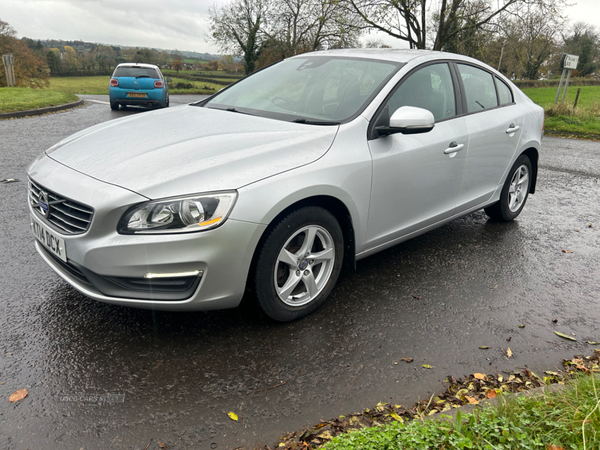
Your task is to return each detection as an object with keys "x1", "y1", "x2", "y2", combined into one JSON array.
[{"x1": 28, "y1": 49, "x2": 544, "y2": 321}]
